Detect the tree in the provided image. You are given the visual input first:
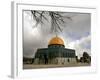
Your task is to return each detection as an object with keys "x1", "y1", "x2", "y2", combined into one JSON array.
[
  {"x1": 82, "y1": 52, "x2": 91, "y2": 63},
  {"x1": 31, "y1": 10, "x2": 72, "y2": 35},
  {"x1": 83, "y1": 52, "x2": 89, "y2": 58},
  {"x1": 76, "y1": 56, "x2": 79, "y2": 63}
]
